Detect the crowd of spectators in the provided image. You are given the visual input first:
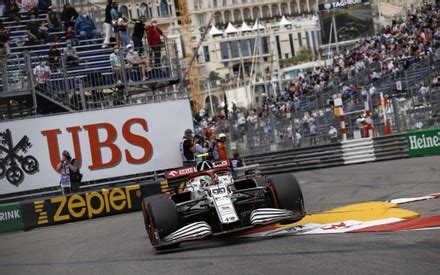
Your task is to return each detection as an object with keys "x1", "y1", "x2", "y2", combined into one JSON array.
[{"x1": 192, "y1": 4, "x2": 440, "y2": 151}]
